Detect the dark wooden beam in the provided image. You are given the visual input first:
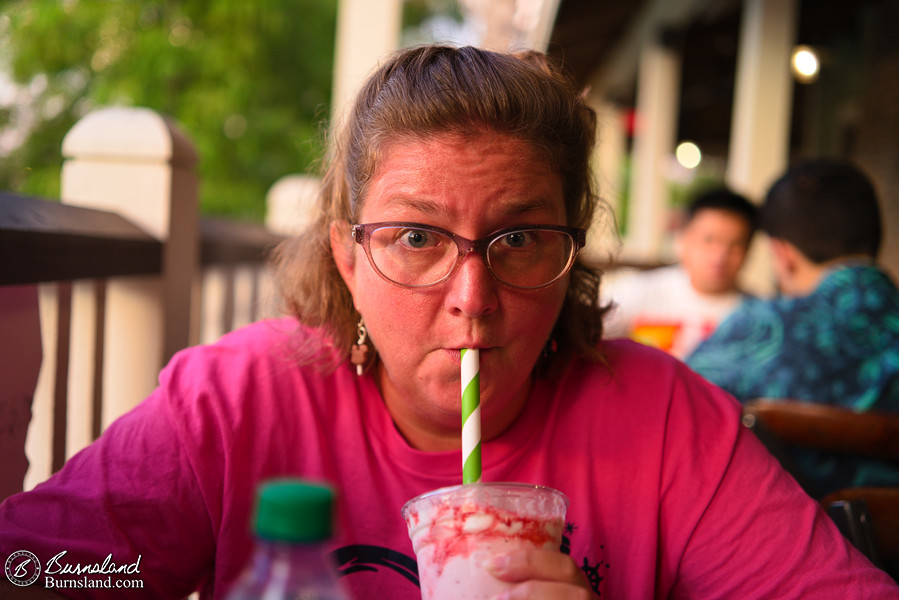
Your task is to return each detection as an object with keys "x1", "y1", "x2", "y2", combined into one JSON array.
[
  {"x1": 1, "y1": 193, "x2": 162, "y2": 285},
  {"x1": 2, "y1": 193, "x2": 288, "y2": 285}
]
